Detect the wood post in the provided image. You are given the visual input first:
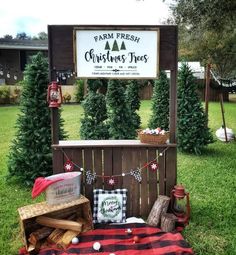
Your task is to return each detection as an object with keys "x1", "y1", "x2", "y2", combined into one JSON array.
[
  {"x1": 219, "y1": 91, "x2": 228, "y2": 142},
  {"x1": 51, "y1": 108, "x2": 59, "y2": 144},
  {"x1": 205, "y1": 63, "x2": 211, "y2": 119}
]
